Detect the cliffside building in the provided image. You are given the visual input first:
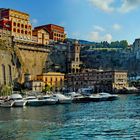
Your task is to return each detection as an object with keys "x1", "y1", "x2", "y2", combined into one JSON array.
[
  {"x1": 66, "y1": 70, "x2": 128, "y2": 93},
  {"x1": 35, "y1": 24, "x2": 66, "y2": 42},
  {"x1": 0, "y1": 8, "x2": 32, "y2": 41},
  {"x1": 32, "y1": 28, "x2": 50, "y2": 45}
]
